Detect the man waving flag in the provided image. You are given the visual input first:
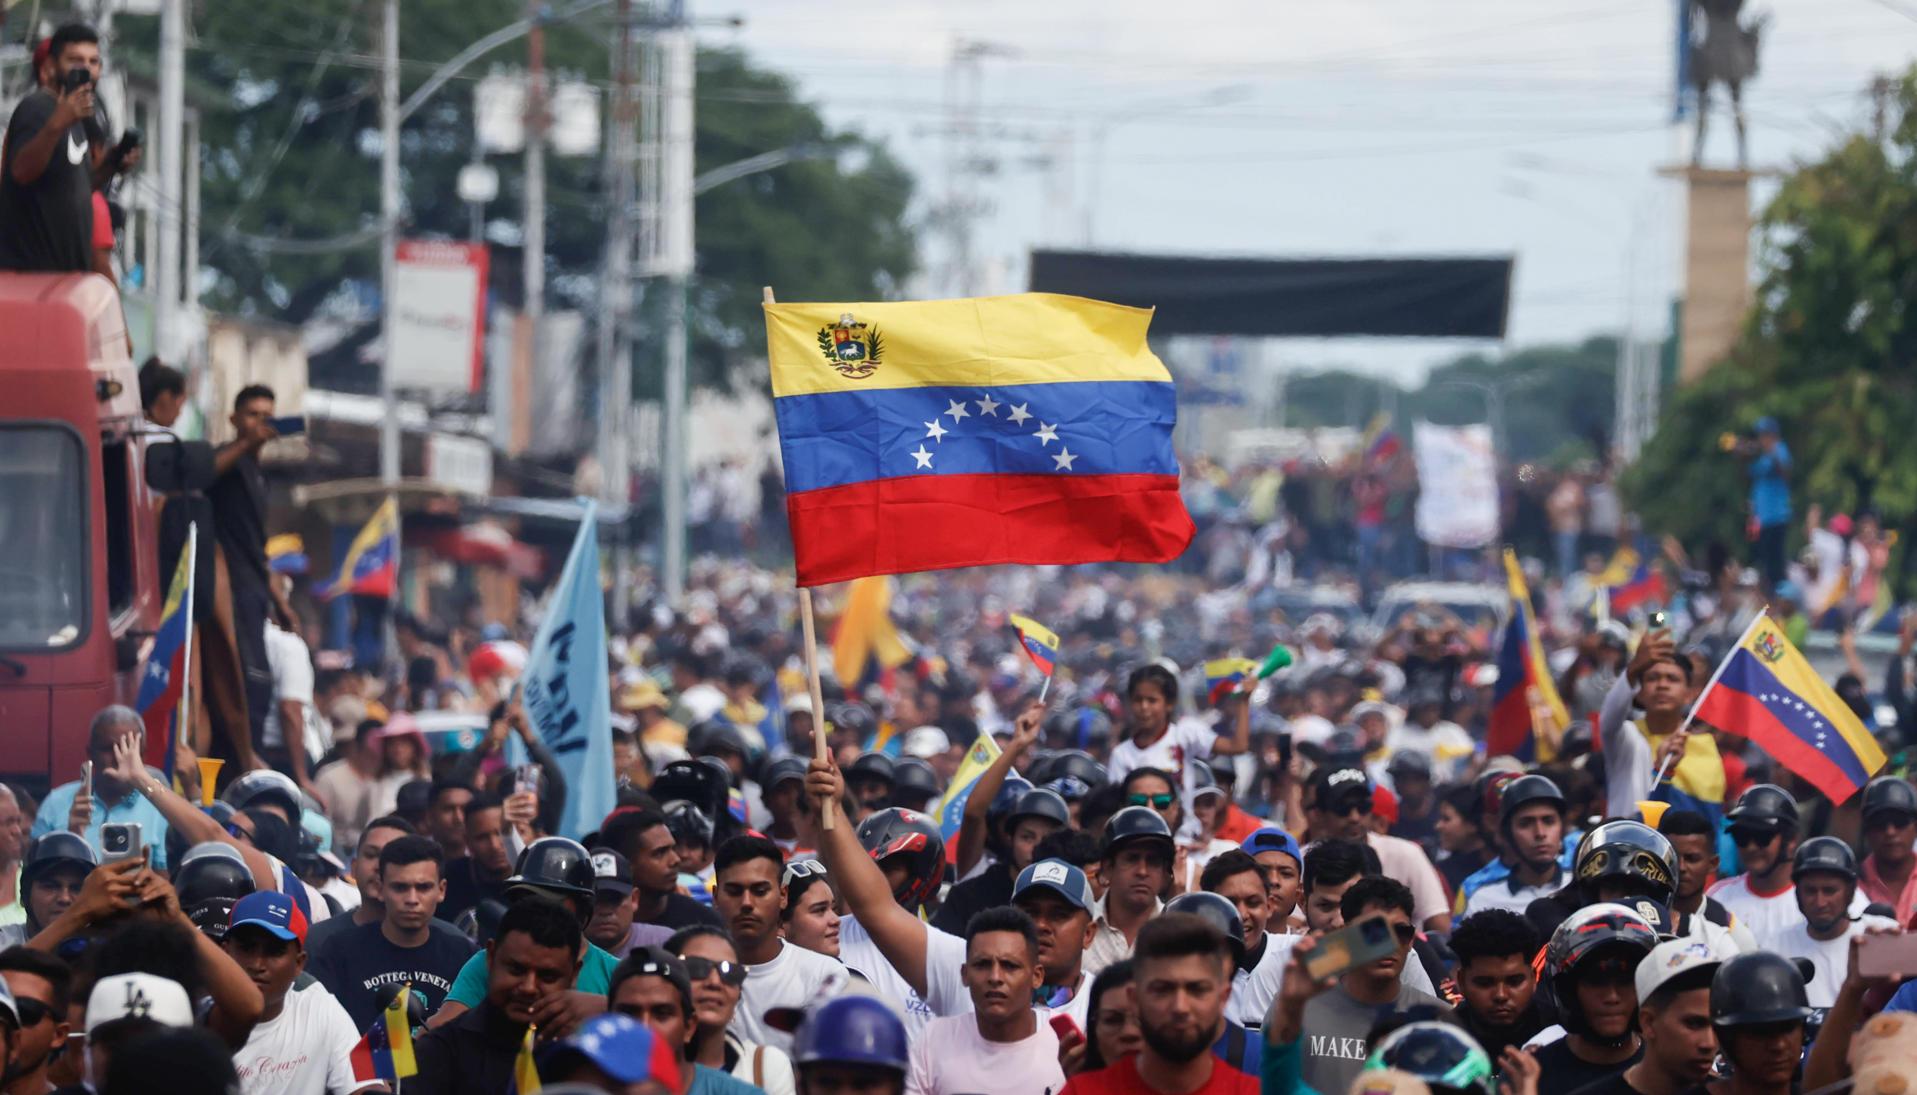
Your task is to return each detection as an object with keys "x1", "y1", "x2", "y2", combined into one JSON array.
[{"x1": 764, "y1": 293, "x2": 1194, "y2": 585}]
